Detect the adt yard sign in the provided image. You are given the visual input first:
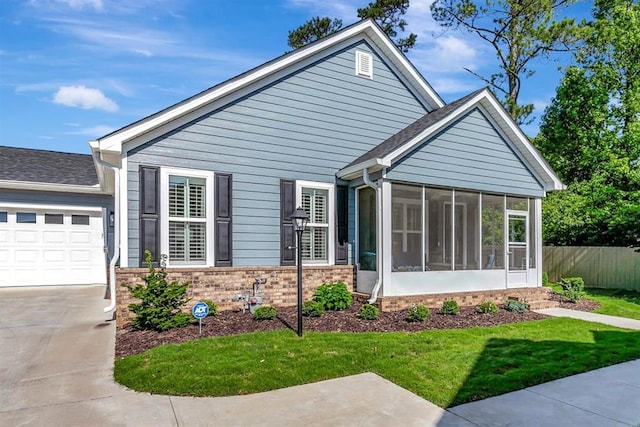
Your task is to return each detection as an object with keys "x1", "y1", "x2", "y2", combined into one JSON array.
[{"x1": 192, "y1": 302, "x2": 209, "y2": 334}]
